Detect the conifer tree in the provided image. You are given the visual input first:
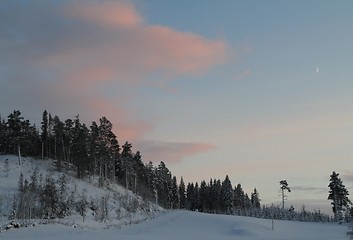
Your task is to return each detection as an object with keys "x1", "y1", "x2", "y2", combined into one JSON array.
[
  {"x1": 251, "y1": 188, "x2": 261, "y2": 209},
  {"x1": 328, "y1": 171, "x2": 352, "y2": 222},
  {"x1": 222, "y1": 175, "x2": 234, "y2": 214},
  {"x1": 7, "y1": 110, "x2": 24, "y2": 164},
  {"x1": 280, "y1": 180, "x2": 291, "y2": 209},
  {"x1": 41, "y1": 110, "x2": 49, "y2": 159},
  {"x1": 199, "y1": 180, "x2": 208, "y2": 212},
  {"x1": 170, "y1": 176, "x2": 179, "y2": 209},
  {"x1": 71, "y1": 115, "x2": 89, "y2": 178},
  {"x1": 179, "y1": 177, "x2": 186, "y2": 209}
]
